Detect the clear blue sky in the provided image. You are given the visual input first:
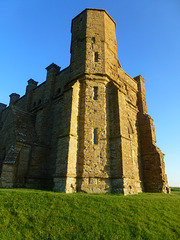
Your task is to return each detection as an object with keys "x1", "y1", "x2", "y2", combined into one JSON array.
[{"x1": 0, "y1": 0, "x2": 180, "y2": 187}]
